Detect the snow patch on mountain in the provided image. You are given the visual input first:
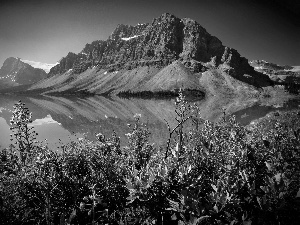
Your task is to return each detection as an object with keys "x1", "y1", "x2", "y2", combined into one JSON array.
[
  {"x1": 285, "y1": 66, "x2": 300, "y2": 72},
  {"x1": 20, "y1": 59, "x2": 59, "y2": 73},
  {"x1": 121, "y1": 35, "x2": 141, "y2": 41}
]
